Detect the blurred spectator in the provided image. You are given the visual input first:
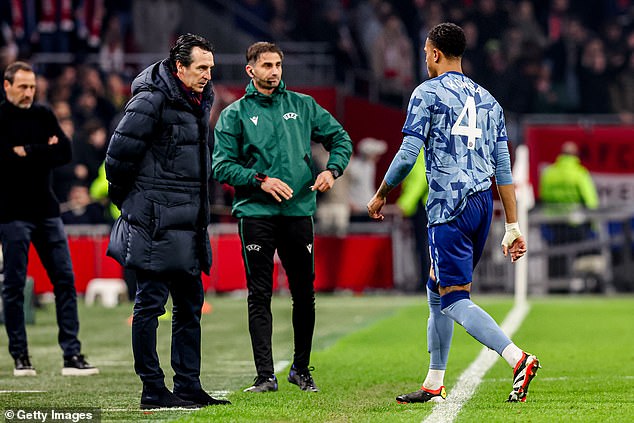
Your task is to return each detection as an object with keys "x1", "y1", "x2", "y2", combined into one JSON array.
[
  {"x1": 371, "y1": 13, "x2": 414, "y2": 106},
  {"x1": 313, "y1": 143, "x2": 350, "y2": 236},
  {"x1": 36, "y1": 0, "x2": 76, "y2": 54},
  {"x1": 396, "y1": 153, "x2": 428, "y2": 292},
  {"x1": 511, "y1": 0, "x2": 548, "y2": 49},
  {"x1": 89, "y1": 161, "x2": 118, "y2": 223},
  {"x1": 51, "y1": 99, "x2": 72, "y2": 120},
  {"x1": 533, "y1": 63, "x2": 574, "y2": 113},
  {"x1": 348, "y1": 137, "x2": 387, "y2": 218},
  {"x1": 545, "y1": 15, "x2": 588, "y2": 111},
  {"x1": 76, "y1": 0, "x2": 105, "y2": 51},
  {"x1": 74, "y1": 118, "x2": 108, "y2": 184},
  {"x1": 317, "y1": 3, "x2": 362, "y2": 82},
  {"x1": 34, "y1": 74, "x2": 50, "y2": 104},
  {"x1": 60, "y1": 183, "x2": 106, "y2": 225},
  {"x1": 469, "y1": 0, "x2": 509, "y2": 51},
  {"x1": 539, "y1": 141, "x2": 599, "y2": 279},
  {"x1": 132, "y1": 0, "x2": 182, "y2": 53},
  {"x1": 577, "y1": 38, "x2": 613, "y2": 114},
  {"x1": 610, "y1": 50, "x2": 634, "y2": 124},
  {"x1": 461, "y1": 20, "x2": 485, "y2": 83},
  {"x1": 104, "y1": 72, "x2": 129, "y2": 111},
  {"x1": 51, "y1": 116, "x2": 90, "y2": 202},
  {"x1": 99, "y1": 16, "x2": 125, "y2": 73}
]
